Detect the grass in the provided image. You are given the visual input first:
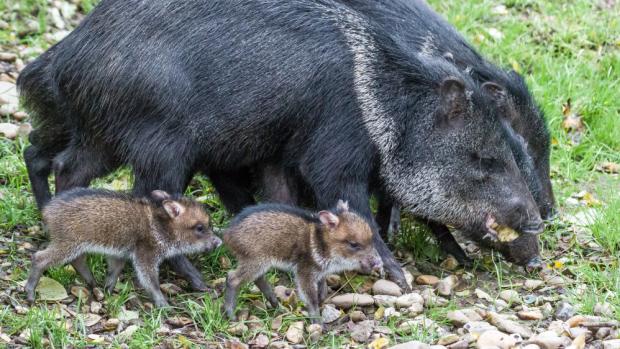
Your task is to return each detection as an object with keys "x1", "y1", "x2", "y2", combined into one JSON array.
[{"x1": 0, "y1": 0, "x2": 619, "y2": 347}]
